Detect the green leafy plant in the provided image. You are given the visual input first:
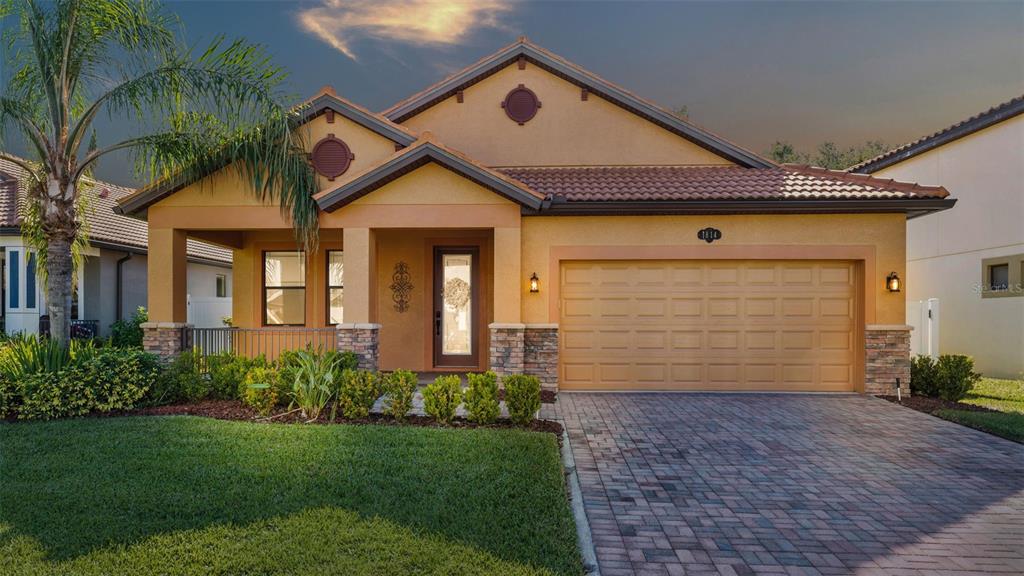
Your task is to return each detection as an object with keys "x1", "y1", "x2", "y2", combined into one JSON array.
[
  {"x1": 0, "y1": 334, "x2": 72, "y2": 380},
  {"x1": 503, "y1": 374, "x2": 541, "y2": 426},
  {"x1": 382, "y1": 369, "x2": 417, "y2": 422},
  {"x1": 207, "y1": 351, "x2": 262, "y2": 400},
  {"x1": 144, "y1": 351, "x2": 206, "y2": 406},
  {"x1": 463, "y1": 371, "x2": 499, "y2": 424},
  {"x1": 335, "y1": 369, "x2": 381, "y2": 419},
  {"x1": 109, "y1": 307, "x2": 148, "y2": 348},
  {"x1": 911, "y1": 355, "x2": 939, "y2": 397},
  {"x1": 288, "y1": 349, "x2": 339, "y2": 420},
  {"x1": 17, "y1": 369, "x2": 94, "y2": 420},
  {"x1": 935, "y1": 355, "x2": 982, "y2": 402},
  {"x1": 422, "y1": 374, "x2": 461, "y2": 425},
  {"x1": 243, "y1": 365, "x2": 281, "y2": 416},
  {"x1": 0, "y1": 373, "x2": 16, "y2": 419}
]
